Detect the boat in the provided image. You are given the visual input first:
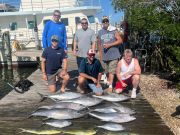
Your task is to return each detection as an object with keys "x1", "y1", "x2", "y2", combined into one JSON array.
[{"x1": 0, "y1": 0, "x2": 102, "y2": 66}]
